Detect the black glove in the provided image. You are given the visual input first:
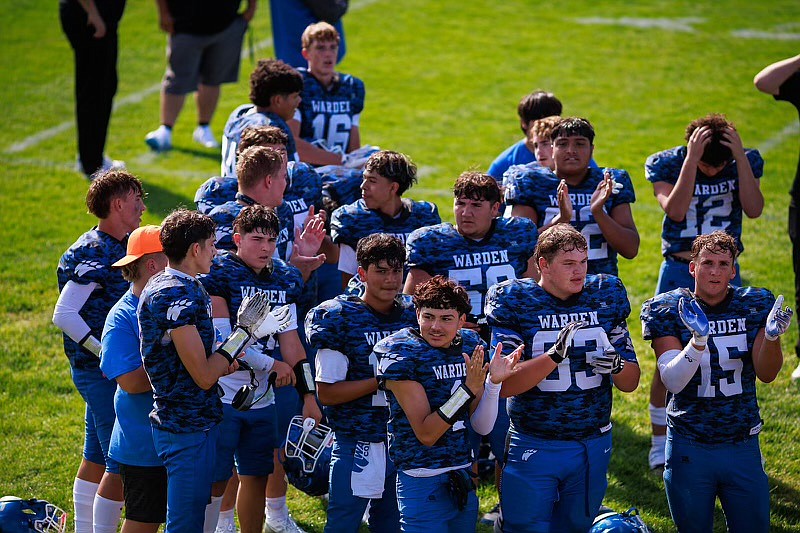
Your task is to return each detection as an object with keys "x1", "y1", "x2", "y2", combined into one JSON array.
[
  {"x1": 447, "y1": 468, "x2": 476, "y2": 511},
  {"x1": 545, "y1": 320, "x2": 586, "y2": 363}
]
